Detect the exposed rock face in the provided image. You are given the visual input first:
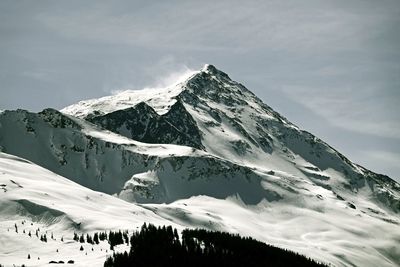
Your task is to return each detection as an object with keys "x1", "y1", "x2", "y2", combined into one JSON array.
[{"x1": 88, "y1": 101, "x2": 204, "y2": 149}]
